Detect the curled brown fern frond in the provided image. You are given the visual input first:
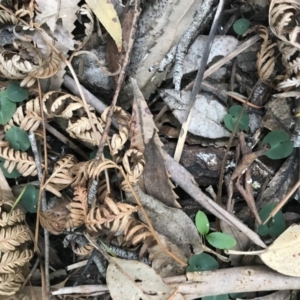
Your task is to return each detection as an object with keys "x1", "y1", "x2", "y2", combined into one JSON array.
[
  {"x1": 85, "y1": 196, "x2": 138, "y2": 234},
  {"x1": 71, "y1": 159, "x2": 118, "y2": 186},
  {"x1": 65, "y1": 186, "x2": 88, "y2": 229},
  {"x1": 0, "y1": 225, "x2": 31, "y2": 253},
  {"x1": 121, "y1": 149, "x2": 145, "y2": 191},
  {"x1": 248, "y1": 25, "x2": 277, "y2": 82},
  {"x1": 43, "y1": 154, "x2": 78, "y2": 197},
  {"x1": 0, "y1": 249, "x2": 33, "y2": 274},
  {"x1": 0, "y1": 272, "x2": 25, "y2": 296},
  {"x1": 0, "y1": 146, "x2": 39, "y2": 177},
  {"x1": 5, "y1": 97, "x2": 41, "y2": 132},
  {"x1": 269, "y1": 0, "x2": 300, "y2": 49},
  {"x1": 71, "y1": 236, "x2": 96, "y2": 256},
  {"x1": 123, "y1": 218, "x2": 154, "y2": 248}
]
